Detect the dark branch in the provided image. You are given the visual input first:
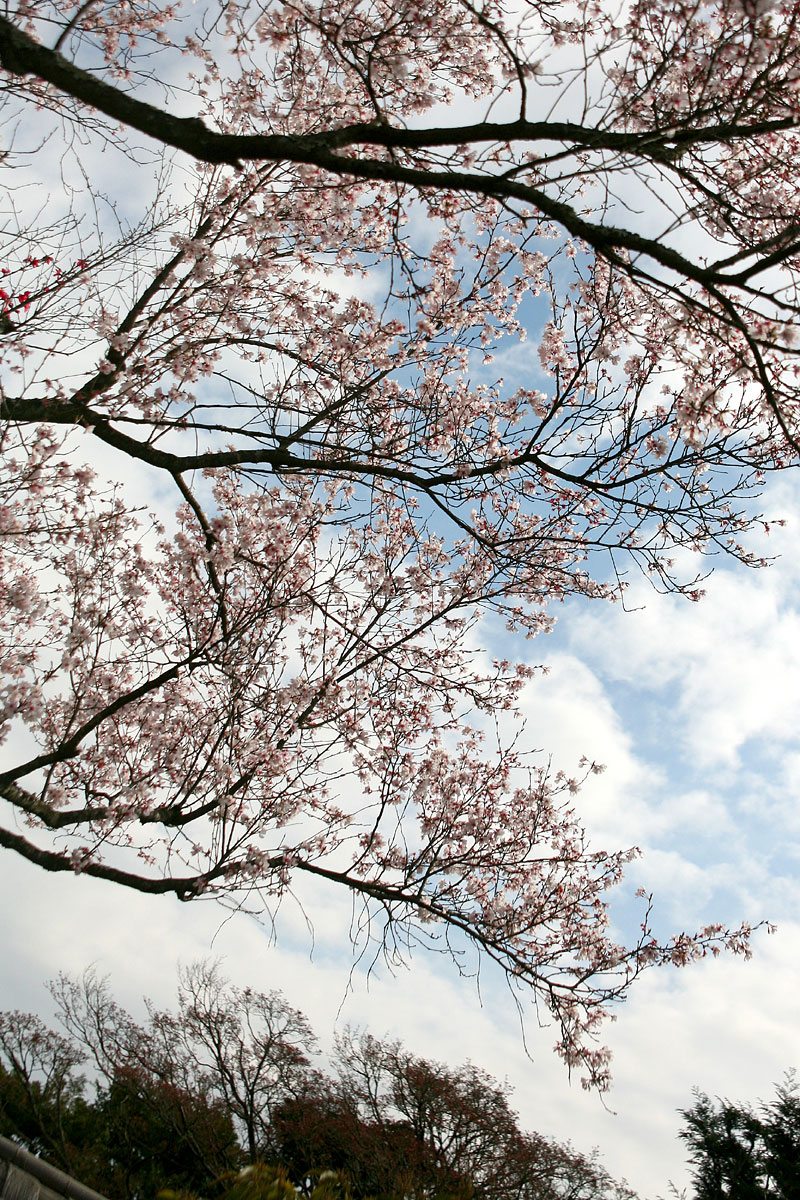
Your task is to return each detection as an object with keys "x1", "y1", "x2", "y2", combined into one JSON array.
[
  {"x1": 0, "y1": 17, "x2": 796, "y2": 293},
  {"x1": 0, "y1": 816, "x2": 204, "y2": 897},
  {"x1": 1, "y1": 17, "x2": 797, "y2": 164}
]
